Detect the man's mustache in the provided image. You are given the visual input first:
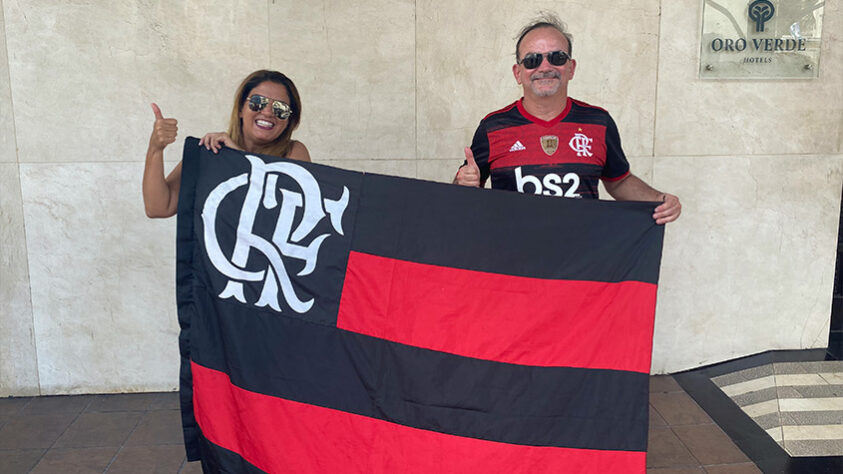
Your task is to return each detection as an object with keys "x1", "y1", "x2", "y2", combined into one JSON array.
[{"x1": 530, "y1": 71, "x2": 561, "y2": 81}]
